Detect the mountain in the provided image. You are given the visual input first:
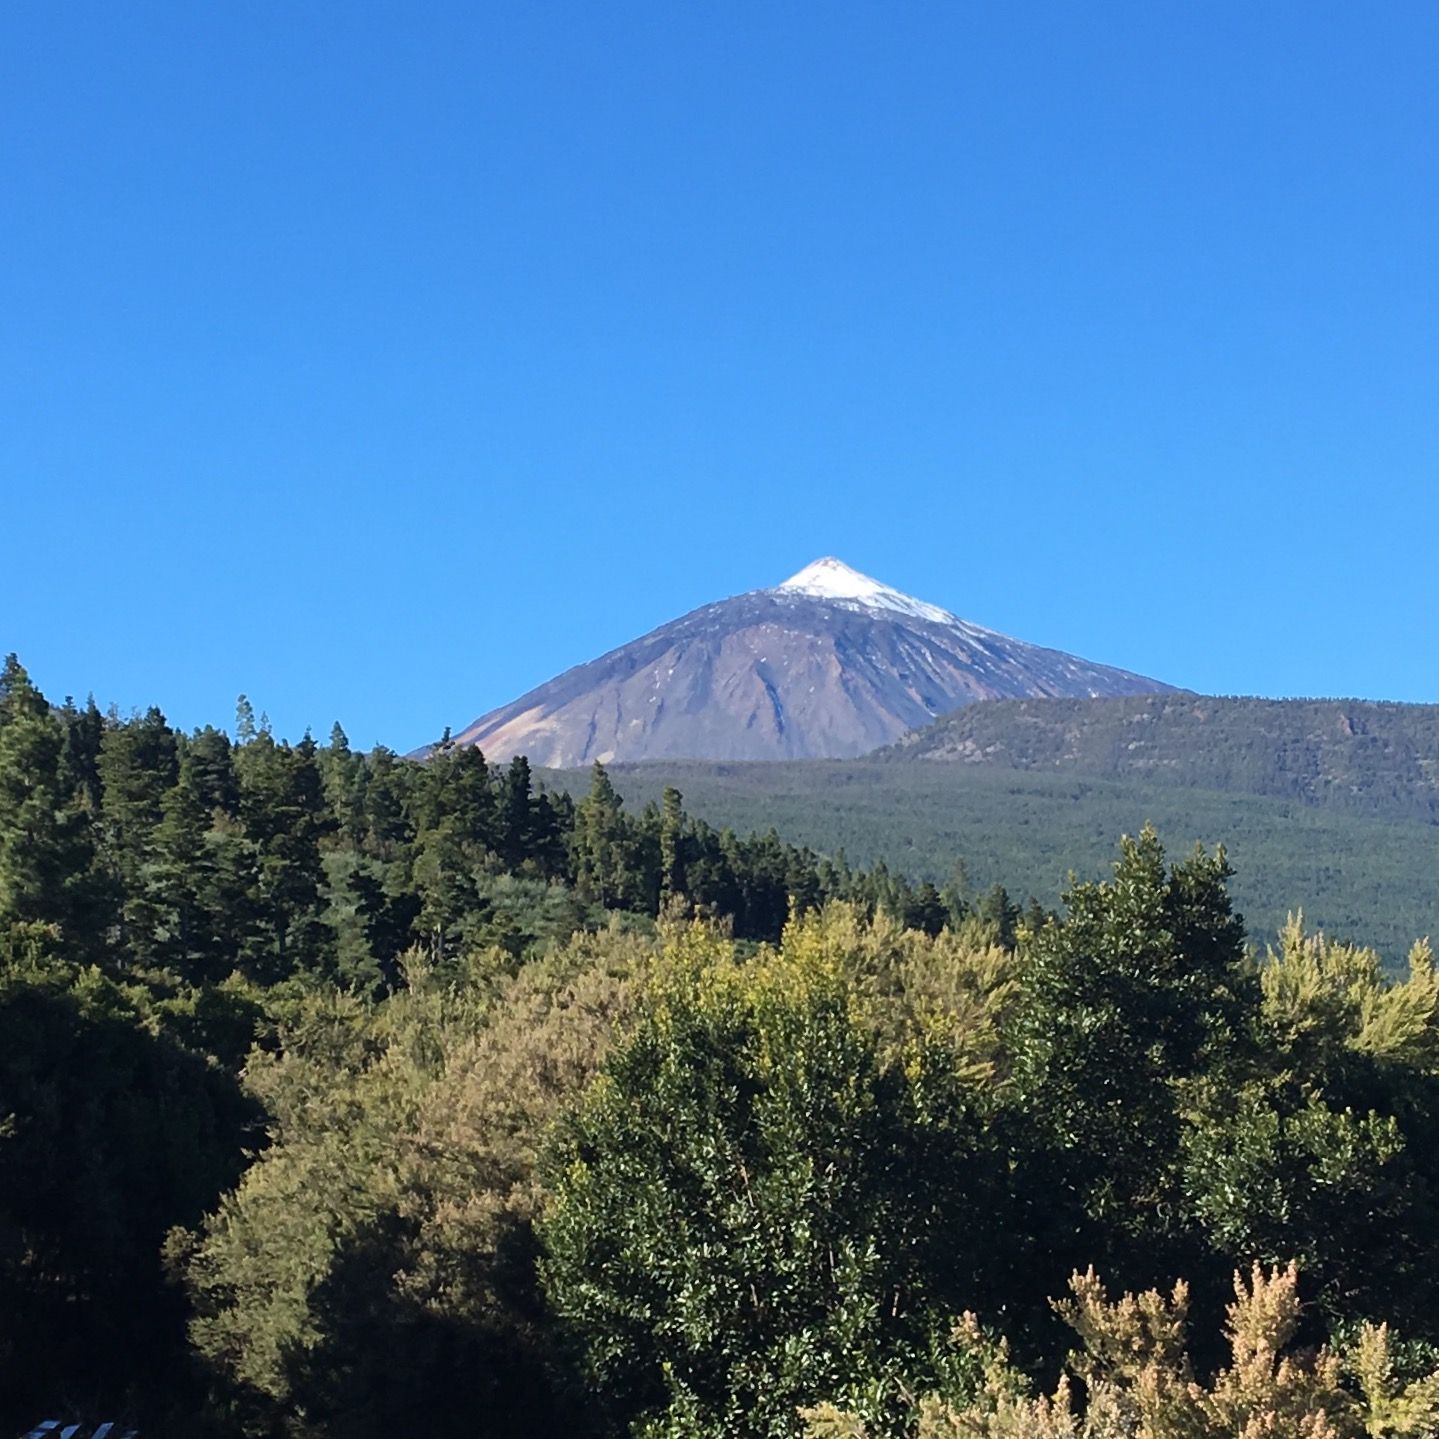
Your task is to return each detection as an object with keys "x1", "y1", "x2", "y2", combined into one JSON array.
[
  {"x1": 442, "y1": 558, "x2": 1177, "y2": 766},
  {"x1": 882, "y1": 693, "x2": 1439, "y2": 826}
]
